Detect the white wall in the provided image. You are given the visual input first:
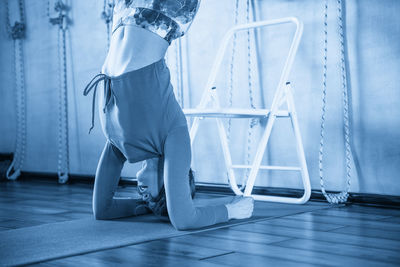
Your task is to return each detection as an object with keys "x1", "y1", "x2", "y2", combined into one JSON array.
[{"x1": 0, "y1": 0, "x2": 399, "y2": 195}]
